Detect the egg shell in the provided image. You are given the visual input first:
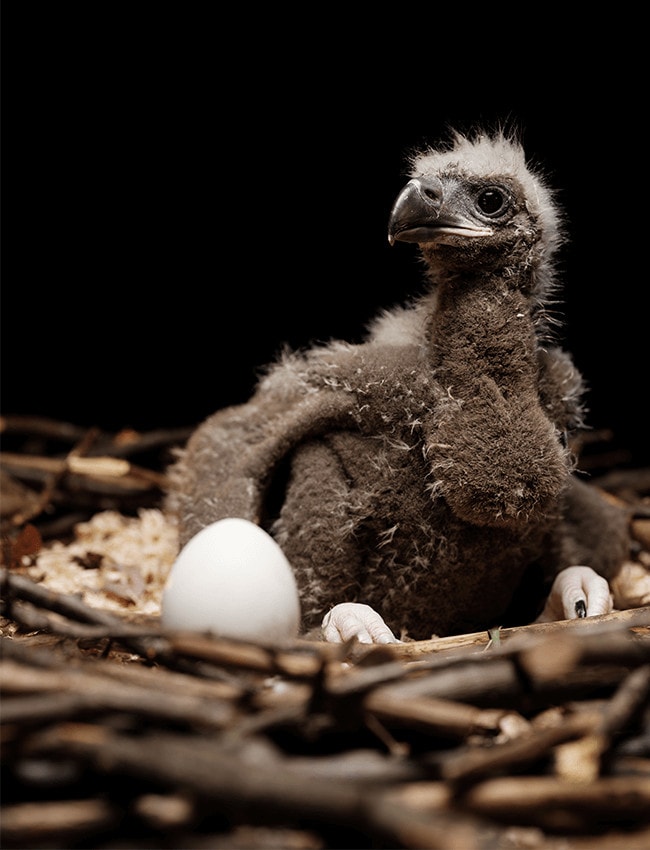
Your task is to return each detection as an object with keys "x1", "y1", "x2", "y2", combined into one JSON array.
[{"x1": 161, "y1": 517, "x2": 301, "y2": 643}]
